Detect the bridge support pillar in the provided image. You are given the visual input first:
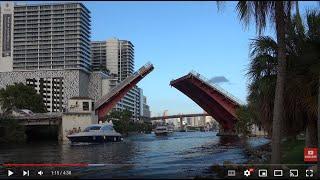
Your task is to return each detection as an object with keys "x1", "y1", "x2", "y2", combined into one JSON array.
[
  {"x1": 179, "y1": 117, "x2": 185, "y2": 132},
  {"x1": 60, "y1": 112, "x2": 98, "y2": 141},
  {"x1": 58, "y1": 120, "x2": 63, "y2": 141}
]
